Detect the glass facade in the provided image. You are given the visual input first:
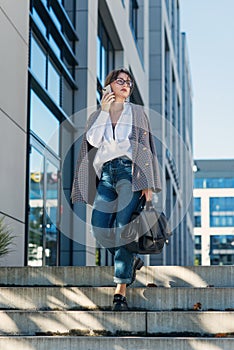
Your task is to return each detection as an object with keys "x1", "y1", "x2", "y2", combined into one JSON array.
[
  {"x1": 210, "y1": 197, "x2": 234, "y2": 227},
  {"x1": 28, "y1": 0, "x2": 78, "y2": 266},
  {"x1": 129, "y1": 0, "x2": 139, "y2": 41},
  {"x1": 210, "y1": 235, "x2": 234, "y2": 265},
  {"x1": 194, "y1": 197, "x2": 201, "y2": 227},
  {"x1": 194, "y1": 197, "x2": 201, "y2": 211},
  {"x1": 28, "y1": 145, "x2": 60, "y2": 266},
  {"x1": 194, "y1": 178, "x2": 234, "y2": 189},
  {"x1": 195, "y1": 235, "x2": 201, "y2": 250},
  {"x1": 96, "y1": 16, "x2": 115, "y2": 101},
  {"x1": 30, "y1": 90, "x2": 59, "y2": 154}
]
